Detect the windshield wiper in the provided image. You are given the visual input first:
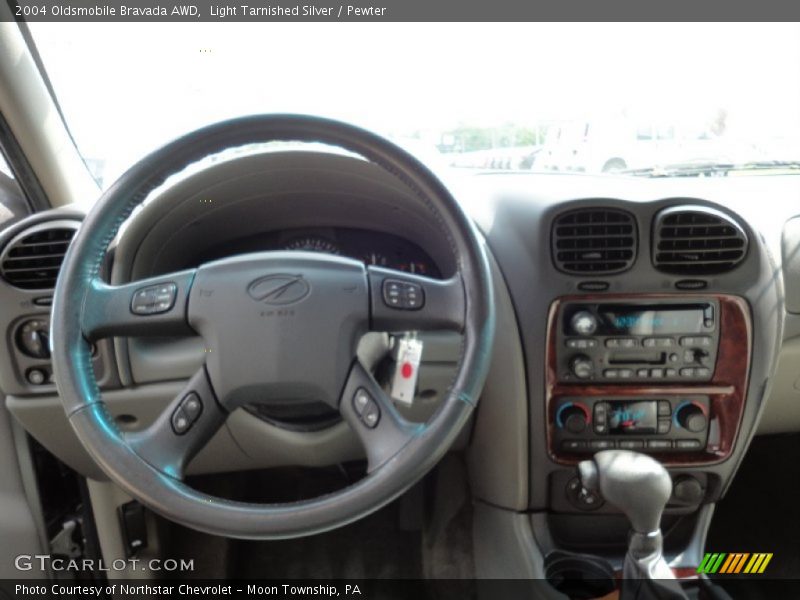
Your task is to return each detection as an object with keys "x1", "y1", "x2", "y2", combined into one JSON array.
[{"x1": 625, "y1": 160, "x2": 800, "y2": 178}]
